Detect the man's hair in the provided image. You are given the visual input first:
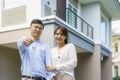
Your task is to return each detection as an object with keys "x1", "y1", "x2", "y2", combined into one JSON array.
[{"x1": 30, "y1": 19, "x2": 44, "y2": 29}]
